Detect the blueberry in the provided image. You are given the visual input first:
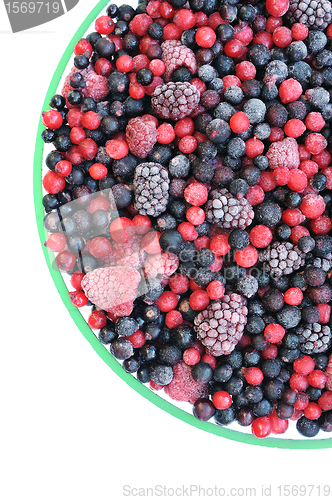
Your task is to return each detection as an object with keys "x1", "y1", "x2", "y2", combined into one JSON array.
[
  {"x1": 296, "y1": 416, "x2": 320, "y2": 437},
  {"x1": 192, "y1": 362, "x2": 214, "y2": 383},
  {"x1": 110, "y1": 338, "x2": 134, "y2": 360}
]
